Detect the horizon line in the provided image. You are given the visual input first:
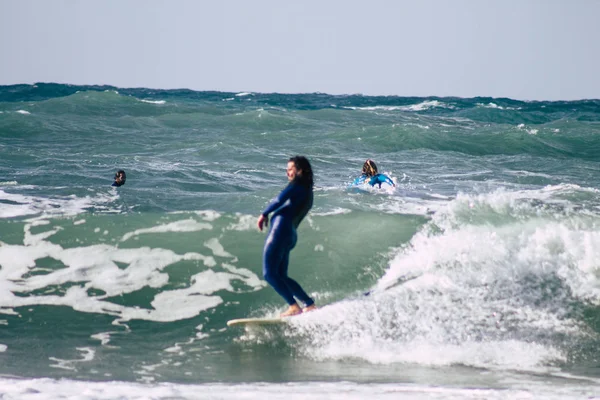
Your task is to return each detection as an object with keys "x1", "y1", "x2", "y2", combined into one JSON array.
[{"x1": 1, "y1": 81, "x2": 598, "y2": 102}]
